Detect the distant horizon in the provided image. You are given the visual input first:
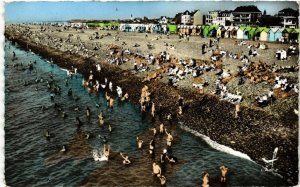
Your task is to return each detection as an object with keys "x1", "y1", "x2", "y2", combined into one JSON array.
[{"x1": 5, "y1": 1, "x2": 299, "y2": 23}]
